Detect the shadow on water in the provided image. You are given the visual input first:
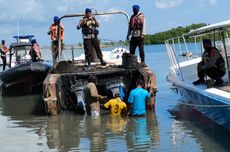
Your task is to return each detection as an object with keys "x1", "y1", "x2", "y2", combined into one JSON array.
[
  {"x1": 0, "y1": 90, "x2": 161, "y2": 151},
  {"x1": 0, "y1": 94, "x2": 46, "y2": 116},
  {"x1": 45, "y1": 110, "x2": 160, "y2": 152},
  {"x1": 168, "y1": 99, "x2": 230, "y2": 152}
]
